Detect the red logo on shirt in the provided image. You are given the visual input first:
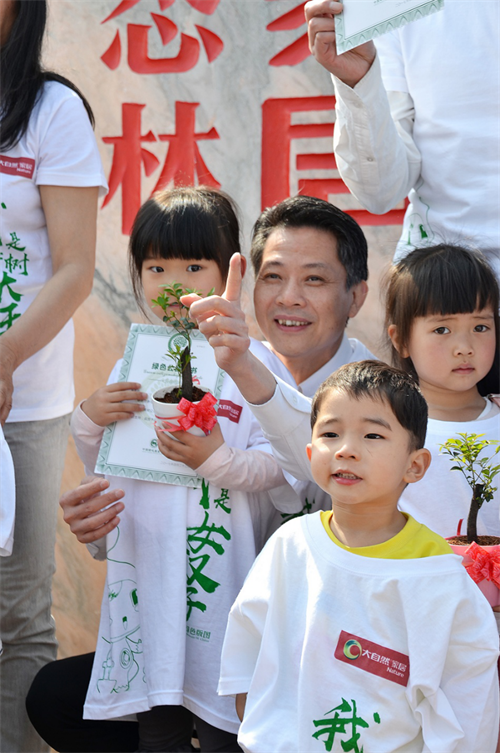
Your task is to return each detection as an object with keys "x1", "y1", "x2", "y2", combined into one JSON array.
[
  {"x1": 335, "y1": 630, "x2": 410, "y2": 687},
  {"x1": 0, "y1": 156, "x2": 35, "y2": 179},
  {"x1": 217, "y1": 400, "x2": 242, "y2": 424}
]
